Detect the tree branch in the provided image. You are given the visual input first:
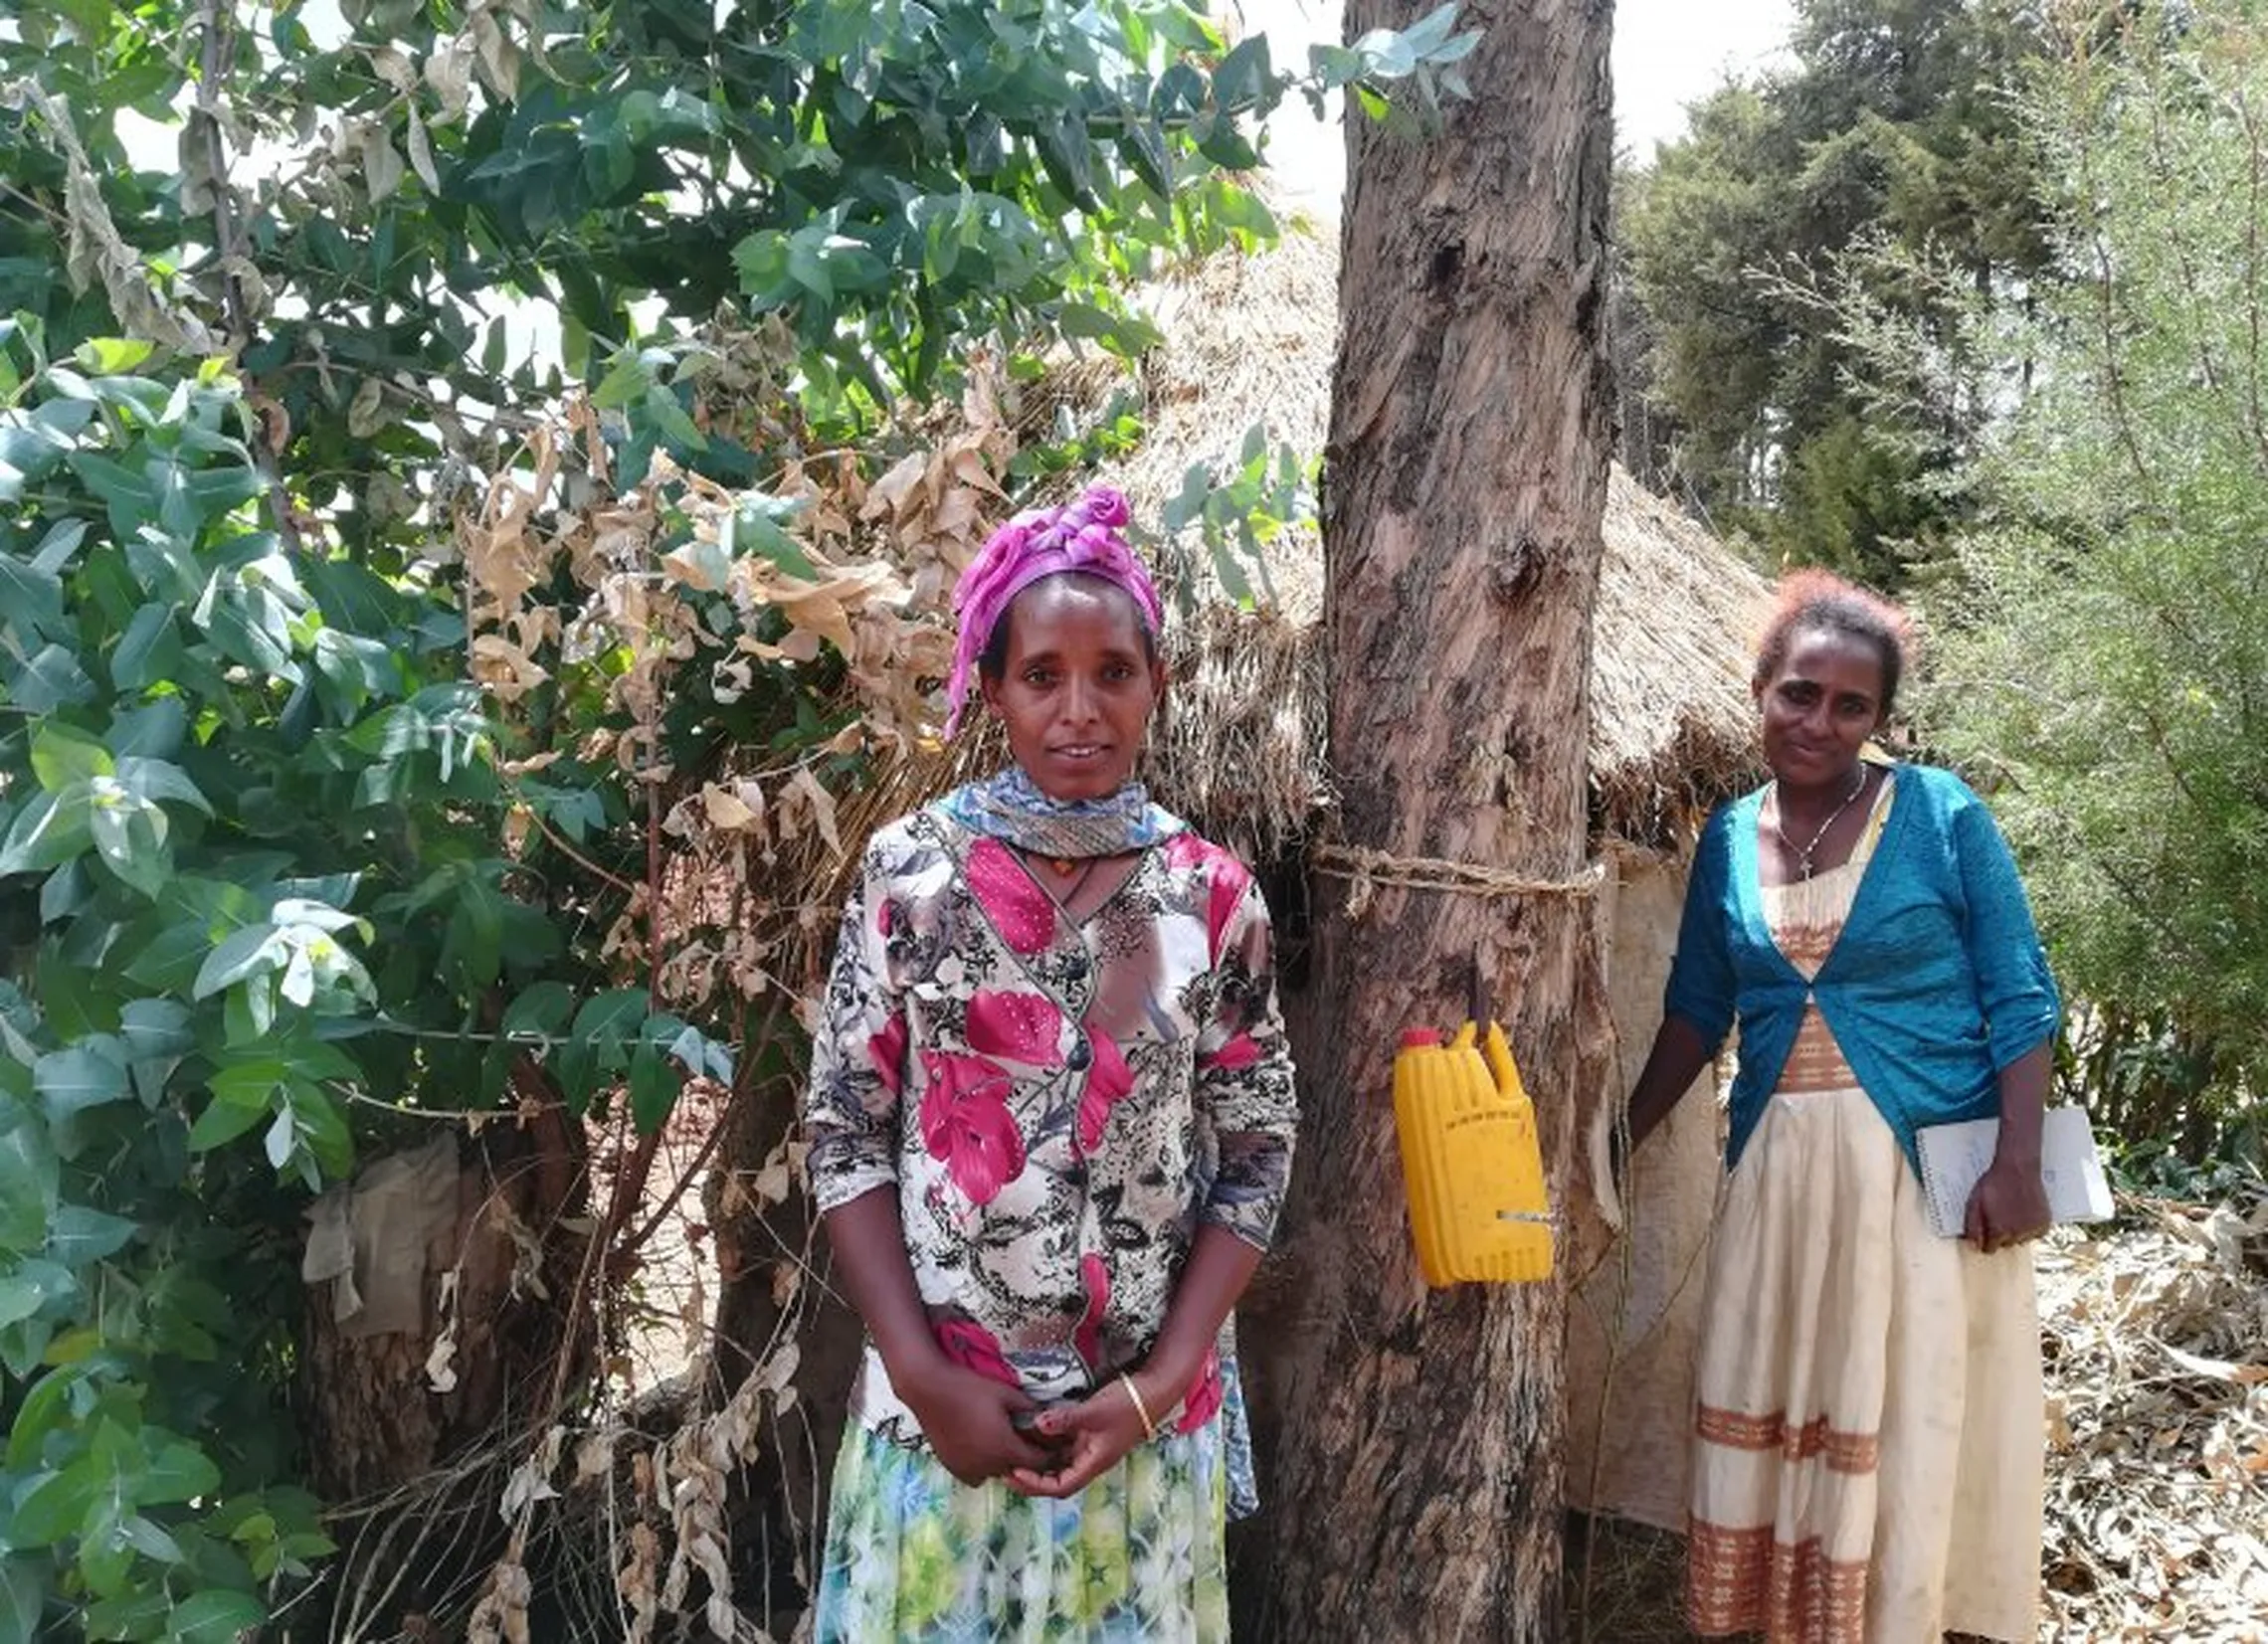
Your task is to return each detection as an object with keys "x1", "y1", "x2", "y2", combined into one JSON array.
[{"x1": 195, "y1": 0, "x2": 306, "y2": 554}]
